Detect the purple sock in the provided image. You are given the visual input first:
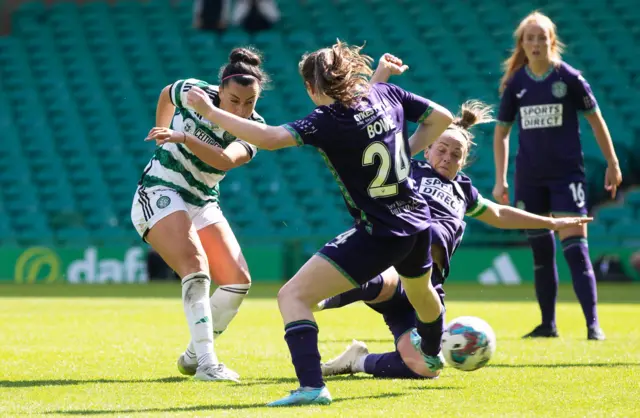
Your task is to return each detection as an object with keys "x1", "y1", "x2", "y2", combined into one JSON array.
[
  {"x1": 416, "y1": 311, "x2": 444, "y2": 356},
  {"x1": 321, "y1": 275, "x2": 384, "y2": 310},
  {"x1": 284, "y1": 320, "x2": 323, "y2": 388},
  {"x1": 364, "y1": 351, "x2": 424, "y2": 379},
  {"x1": 527, "y1": 230, "x2": 559, "y2": 329},
  {"x1": 562, "y1": 236, "x2": 599, "y2": 328}
]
